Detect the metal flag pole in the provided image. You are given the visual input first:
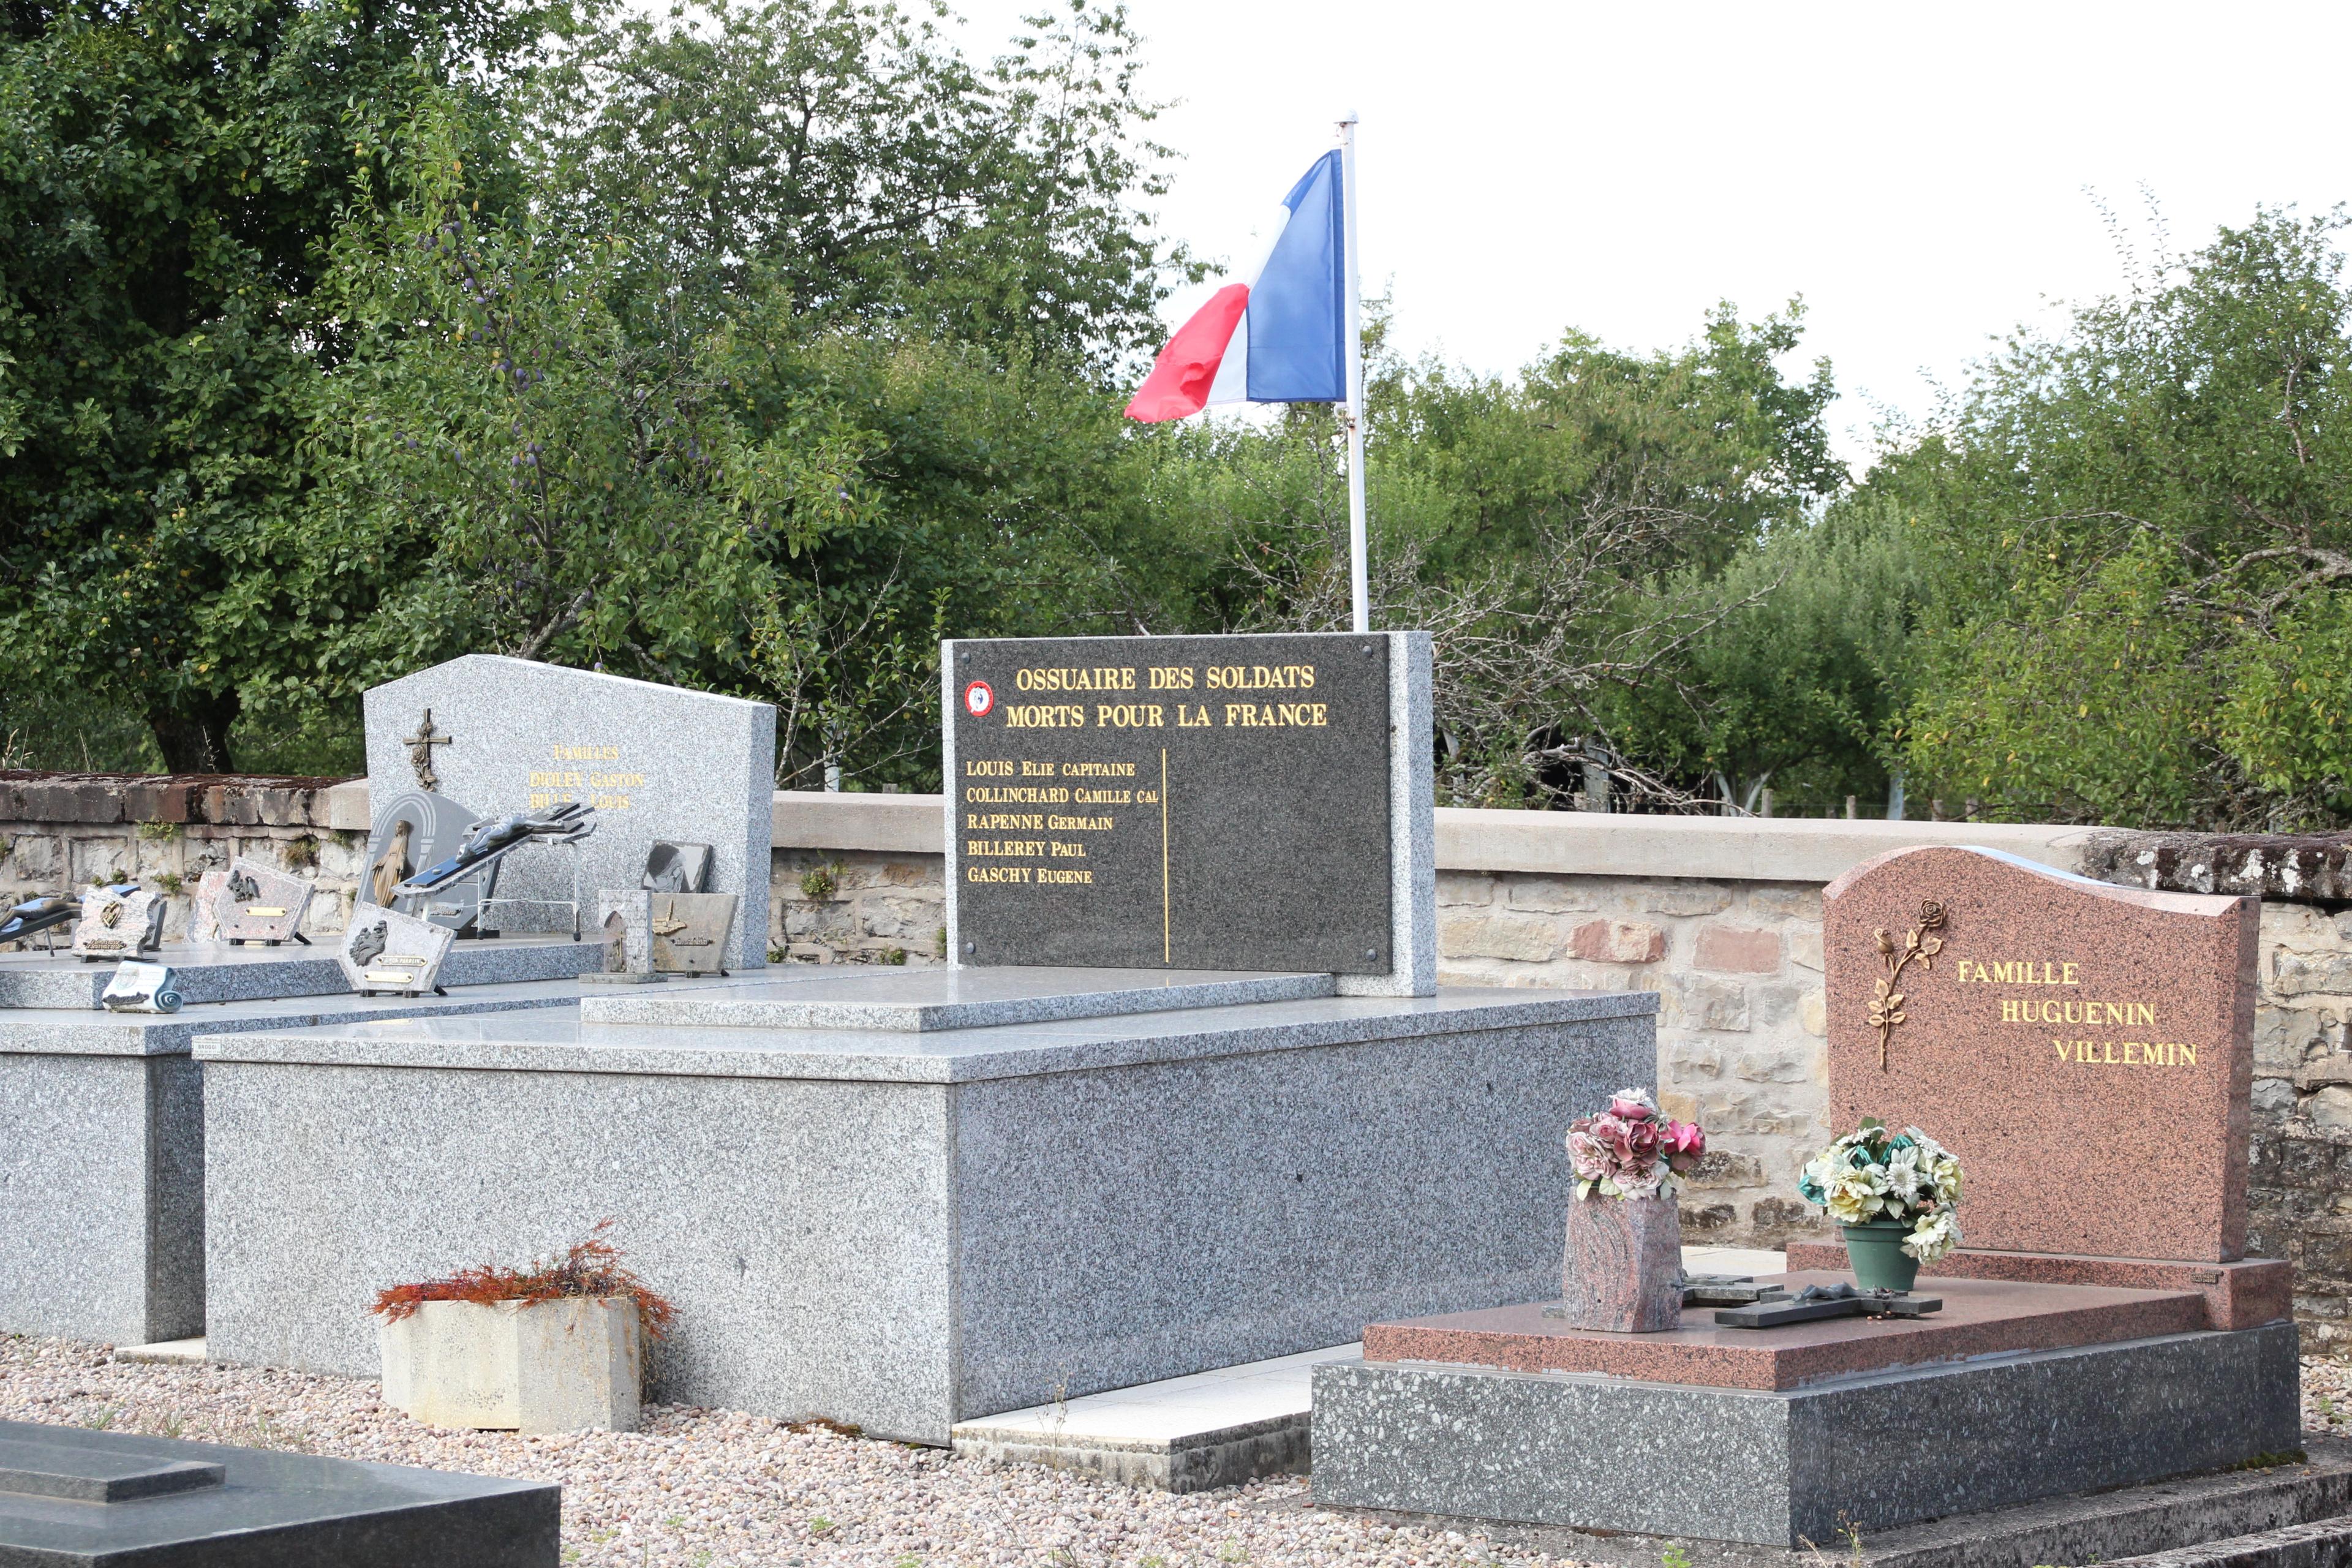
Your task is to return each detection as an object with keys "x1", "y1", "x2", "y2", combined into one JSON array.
[{"x1": 1338, "y1": 110, "x2": 1370, "y2": 635}]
